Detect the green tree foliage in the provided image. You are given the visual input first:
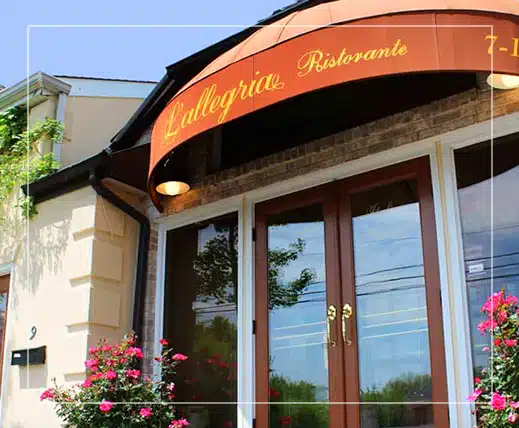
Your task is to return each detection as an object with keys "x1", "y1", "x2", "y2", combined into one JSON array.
[
  {"x1": 270, "y1": 375, "x2": 328, "y2": 428},
  {"x1": 171, "y1": 317, "x2": 238, "y2": 428},
  {"x1": 360, "y1": 373, "x2": 432, "y2": 427},
  {"x1": 0, "y1": 106, "x2": 63, "y2": 219}
]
